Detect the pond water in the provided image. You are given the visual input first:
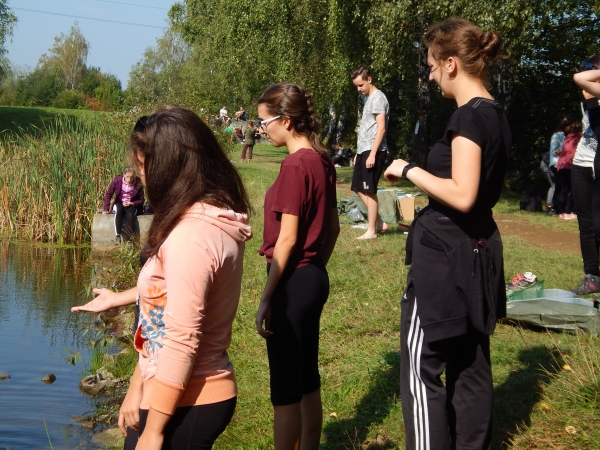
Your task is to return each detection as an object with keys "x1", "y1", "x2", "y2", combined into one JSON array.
[{"x1": 0, "y1": 242, "x2": 104, "y2": 449}]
